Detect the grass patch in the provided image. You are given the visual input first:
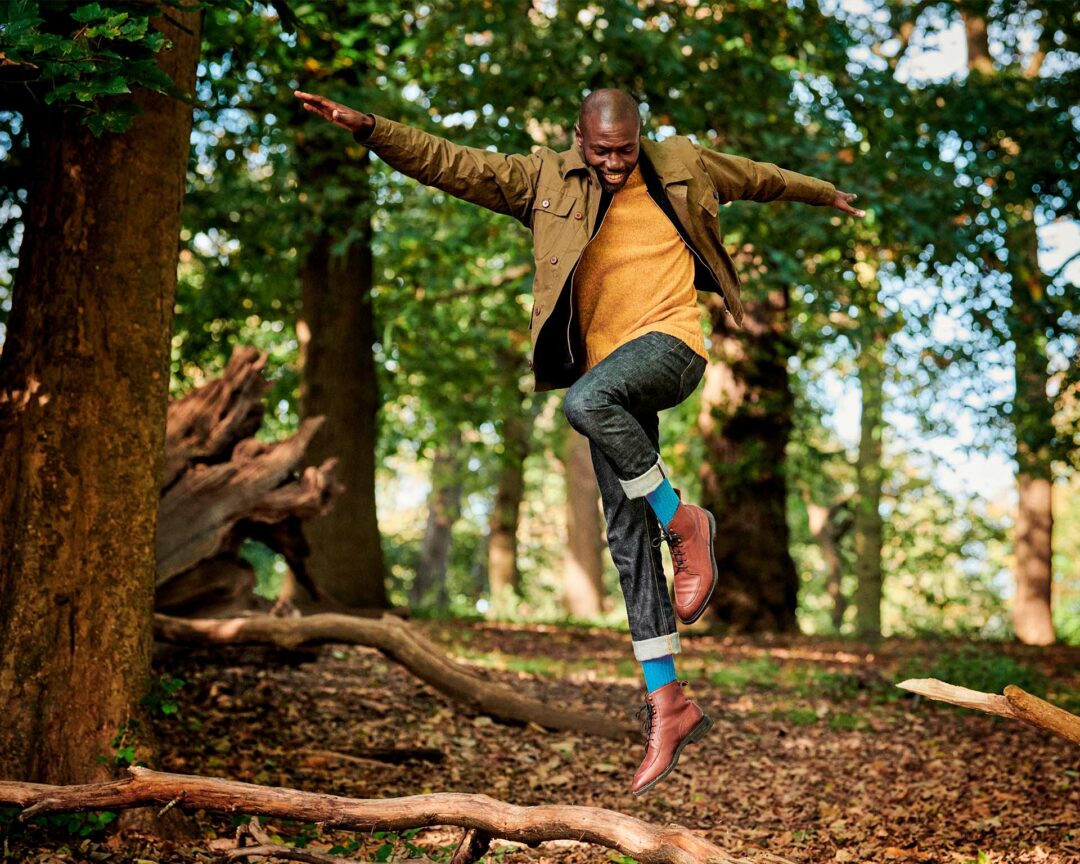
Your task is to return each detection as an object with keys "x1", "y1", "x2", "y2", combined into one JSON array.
[
  {"x1": 705, "y1": 658, "x2": 782, "y2": 692},
  {"x1": 827, "y1": 712, "x2": 866, "y2": 731},
  {"x1": 775, "y1": 707, "x2": 819, "y2": 725}
]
